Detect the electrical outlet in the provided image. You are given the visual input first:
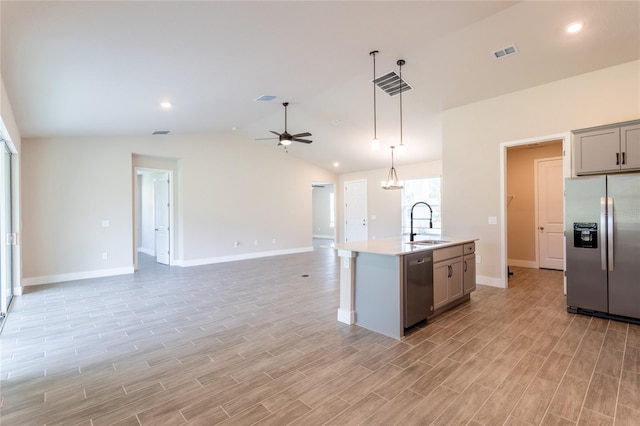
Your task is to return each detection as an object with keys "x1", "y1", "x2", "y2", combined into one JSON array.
[
  {"x1": 488, "y1": 216, "x2": 497, "y2": 225},
  {"x1": 234, "y1": 241, "x2": 239, "y2": 247},
  {"x1": 272, "y1": 238, "x2": 276, "y2": 244},
  {"x1": 254, "y1": 240, "x2": 258, "y2": 246},
  {"x1": 102, "y1": 252, "x2": 108, "y2": 260},
  {"x1": 476, "y1": 255, "x2": 482, "y2": 264}
]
